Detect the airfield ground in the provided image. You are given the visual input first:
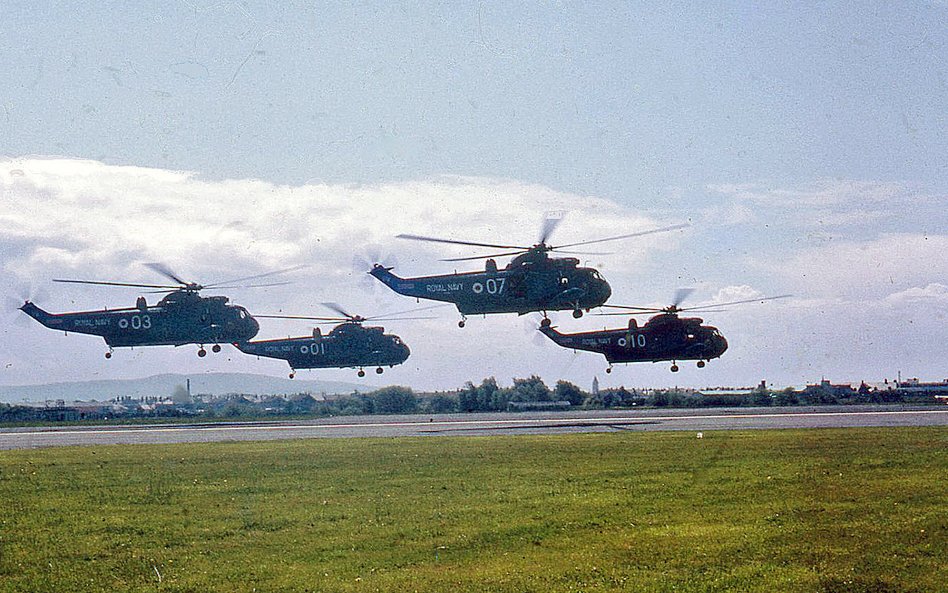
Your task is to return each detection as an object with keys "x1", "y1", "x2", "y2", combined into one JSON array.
[{"x1": 0, "y1": 427, "x2": 945, "y2": 592}]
